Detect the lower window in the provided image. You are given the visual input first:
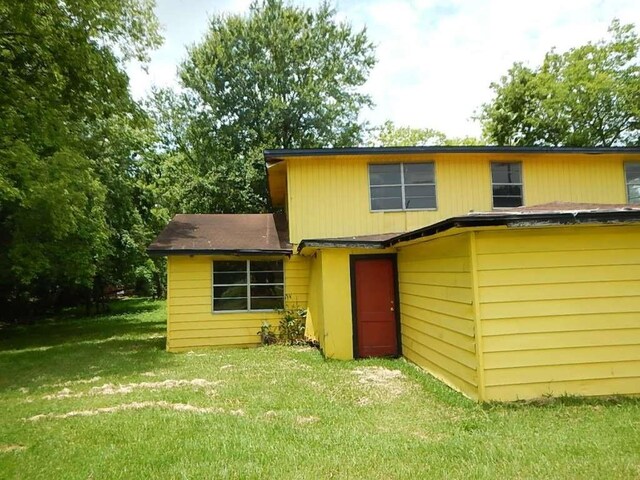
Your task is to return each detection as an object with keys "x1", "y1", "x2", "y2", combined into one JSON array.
[{"x1": 213, "y1": 260, "x2": 284, "y2": 312}]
